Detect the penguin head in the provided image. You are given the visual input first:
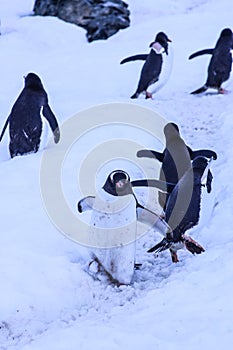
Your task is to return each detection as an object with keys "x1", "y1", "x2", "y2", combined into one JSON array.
[
  {"x1": 164, "y1": 122, "x2": 180, "y2": 140},
  {"x1": 218, "y1": 28, "x2": 233, "y2": 48},
  {"x1": 150, "y1": 32, "x2": 172, "y2": 55},
  {"x1": 102, "y1": 170, "x2": 132, "y2": 197},
  {"x1": 24, "y1": 72, "x2": 44, "y2": 90},
  {"x1": 220, "y1": 28, "x2": 232, "y2": 38}
]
